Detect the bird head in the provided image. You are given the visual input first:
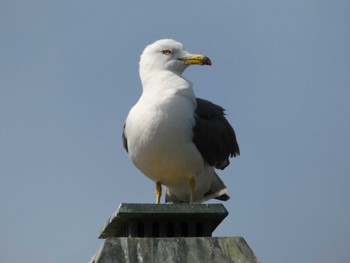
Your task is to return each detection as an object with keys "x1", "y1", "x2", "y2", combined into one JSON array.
[{"x1": 139, "y1": 39, "x2": 211, "y2": 78}]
